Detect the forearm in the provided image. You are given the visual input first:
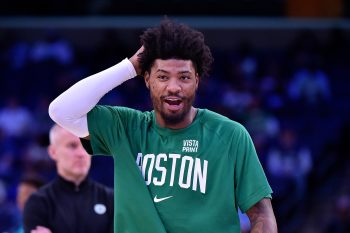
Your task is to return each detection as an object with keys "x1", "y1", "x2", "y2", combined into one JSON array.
[
  {"x1": 48, "y1": 58, "x2": 137, "y2": 137},
  {"x1": 250, "y1": 216, "x2": 277, "y2": 233},
  {"x1": 247, "y1": 198, "x2": 278, "y2": 233}
]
